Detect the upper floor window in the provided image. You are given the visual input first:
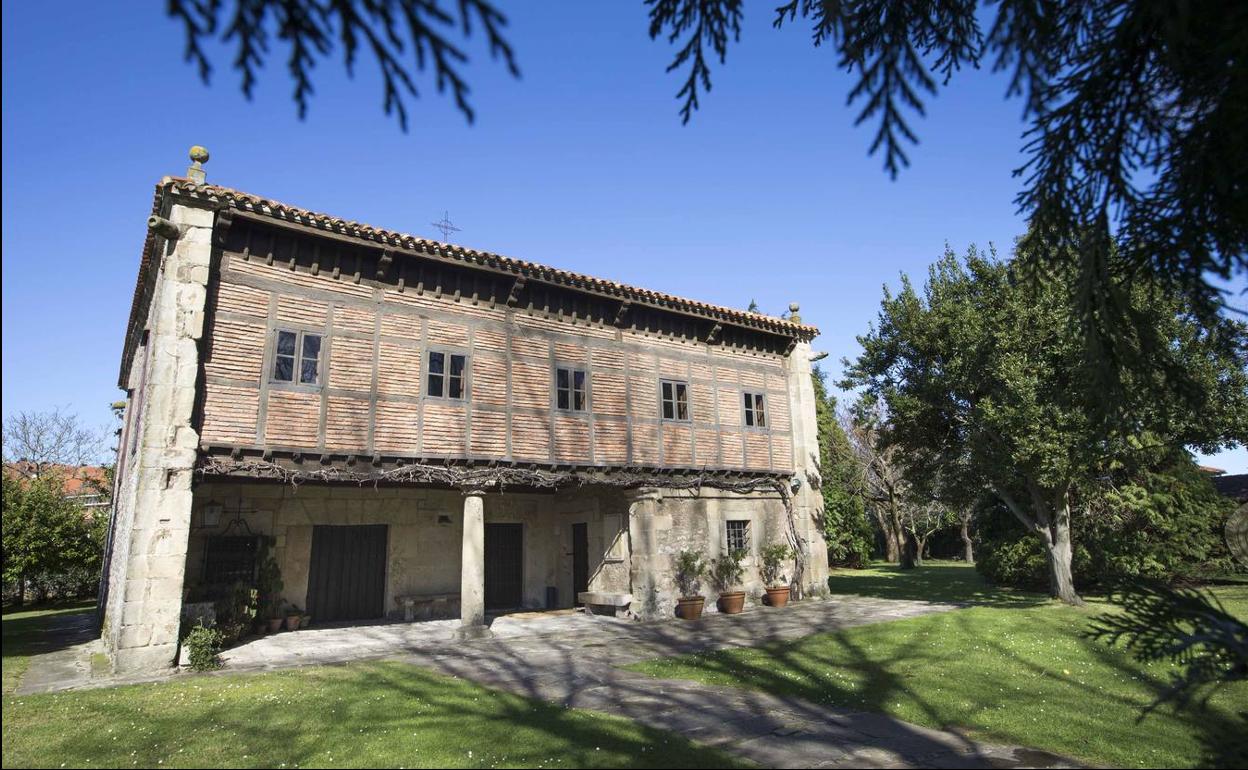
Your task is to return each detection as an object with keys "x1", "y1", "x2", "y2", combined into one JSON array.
[
  {"x1": 743, "y1": 392, "x2": 767, "y2": 428},
  {"x1": 556, "y1": 367, "x2": 587, "y2": 411},
  {"x1": 272, "y1": 329, "x2": 322, "y2": 385},
  {"x1": 660, "y1": 379, "x2": 690, "y2": 421},
  {"x1": 427, "y1": 350, "x2": 467, "y2": 399},
  {"x1": 726, "y1": 520, "x2": 751, "y2": 553}
]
